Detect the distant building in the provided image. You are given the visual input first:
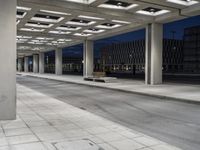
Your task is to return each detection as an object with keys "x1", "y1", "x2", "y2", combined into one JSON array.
[
  {"x1": 100, "y1": 39, "x2": 184, "y2": 74},
  {"x1": 183, "y1": 25, "x2": 200, "y2": 73}
]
